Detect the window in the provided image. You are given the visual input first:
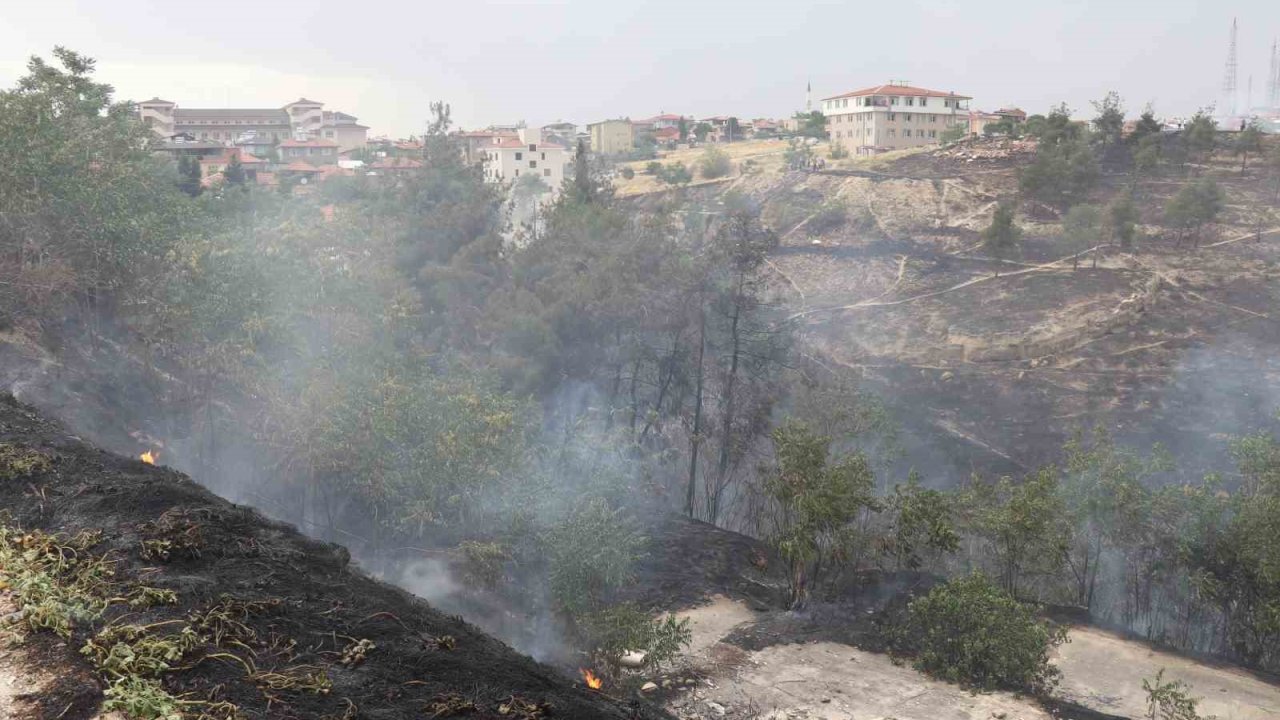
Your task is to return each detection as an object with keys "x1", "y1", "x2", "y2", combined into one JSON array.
[
  {"x1": 906, "y1": 97, "x2": 914, "y2": 106},
  {"x1": 541, "y1": 152, "x2": 546, "y2": 160},
  {"x1": 905, "y1": 114, "x2": 912, "y2": 123},
  {"x1": 890, "y1": 96, "x2": 899, "y2": 105},
  {"x1": 324, "y1": 131, "x2": 334, "y2": 138},
  {"x1": 930, "y1": 115, "x2": 937, "y2": 123},
  {"x1": 888, "y1": 113, "x2": 895, "y2": 121},
  {"x1": 842, "y1": 99, "x2": 848, "y2": 108},
  {"x1": 918, "y1": 130, "x2": 926, "y2": 137},
  {"x1": 529, "y1": 160, "x2": 537, "y2": 168},
  {"x1": 543, "y1": 168, "x2": 551, "y2": 177},
  {"x1": 919, "y1": 97, "x2": 927, "y2": 108},
  {"x1": 929, "y1": 130, "x2": 937, "y2": 138},
  {"x1": 514, "y1": 169, "x2": 520, "y2": 176},
  {"x1": 516, "y1": 152, "x2": 522, "y2": 160},
  {"x1": 528, "y1": 144, "x2": 536, "y2": 152},
  {"x1": 888, "y1": 129, "x2": 895, "y2": 137}
]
